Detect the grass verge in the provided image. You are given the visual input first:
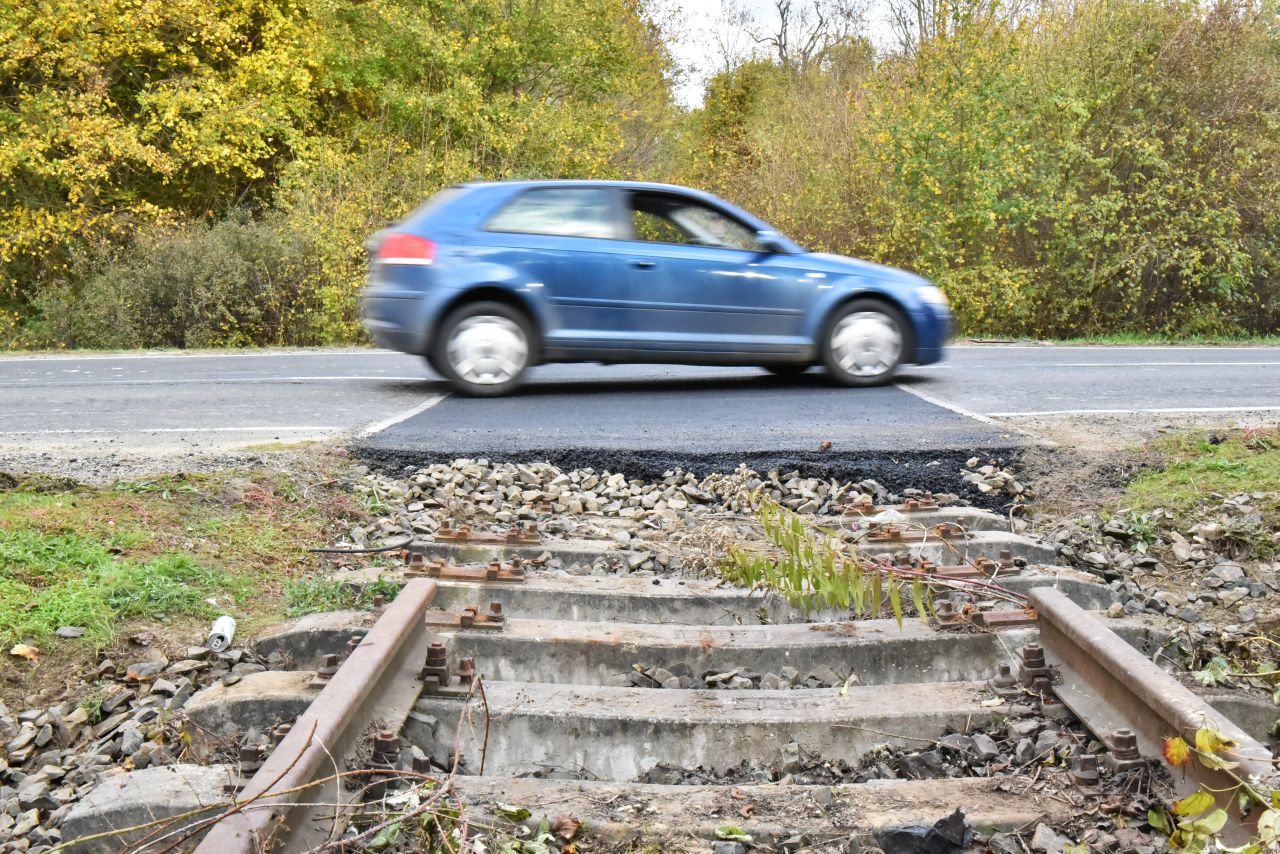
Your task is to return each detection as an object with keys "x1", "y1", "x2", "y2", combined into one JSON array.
[
  {"x1": 1123, "y1": 429, "x2": 1280, "y2": 513},
  {"x1": 0, "y1": 462, "x2": 360, "y2": 699}
]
